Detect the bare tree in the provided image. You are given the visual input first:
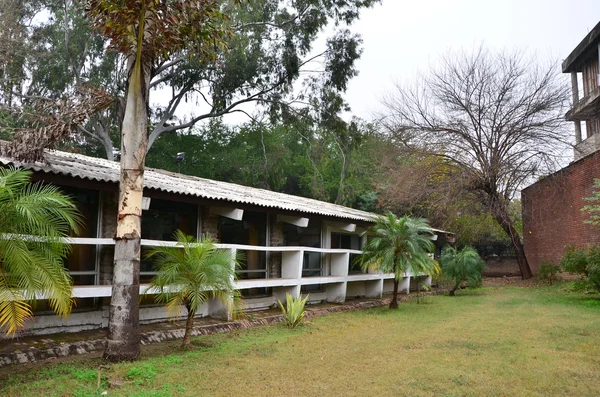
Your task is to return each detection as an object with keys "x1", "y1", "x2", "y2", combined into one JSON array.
[{"x1": 382, "y1": 48, "x2": 570, "y2": 279}]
